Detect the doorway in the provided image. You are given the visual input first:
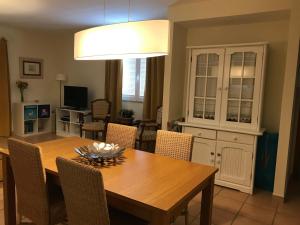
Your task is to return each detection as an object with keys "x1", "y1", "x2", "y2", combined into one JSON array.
[
  {"x1": 0, "y1": 38, "x2": 11, "y2": 137},
  {"x1": 286, "y1": 41, "x2": 300, "y2": 199}
]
